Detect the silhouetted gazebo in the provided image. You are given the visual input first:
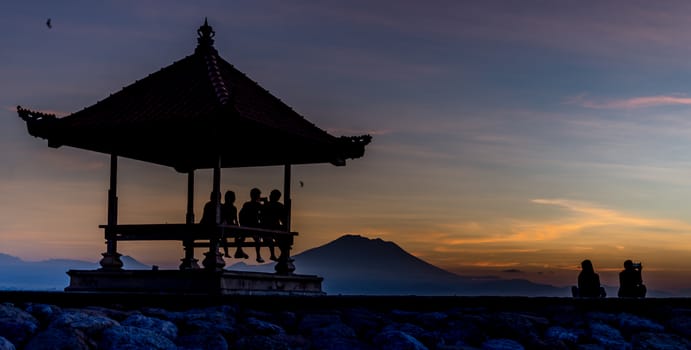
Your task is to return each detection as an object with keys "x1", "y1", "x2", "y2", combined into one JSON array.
[{"x1": 17, "y1": 20, "x2": 370, "y2": 294}]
